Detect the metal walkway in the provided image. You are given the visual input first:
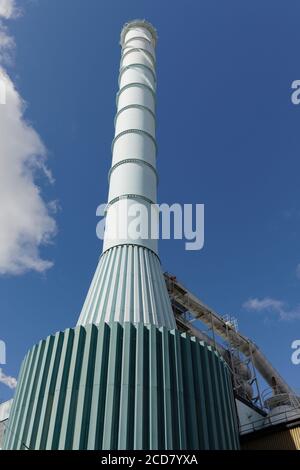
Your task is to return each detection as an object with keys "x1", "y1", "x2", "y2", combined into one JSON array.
[{"x1": 164, "y1": 273, "x2": 293, "y2": 396}]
